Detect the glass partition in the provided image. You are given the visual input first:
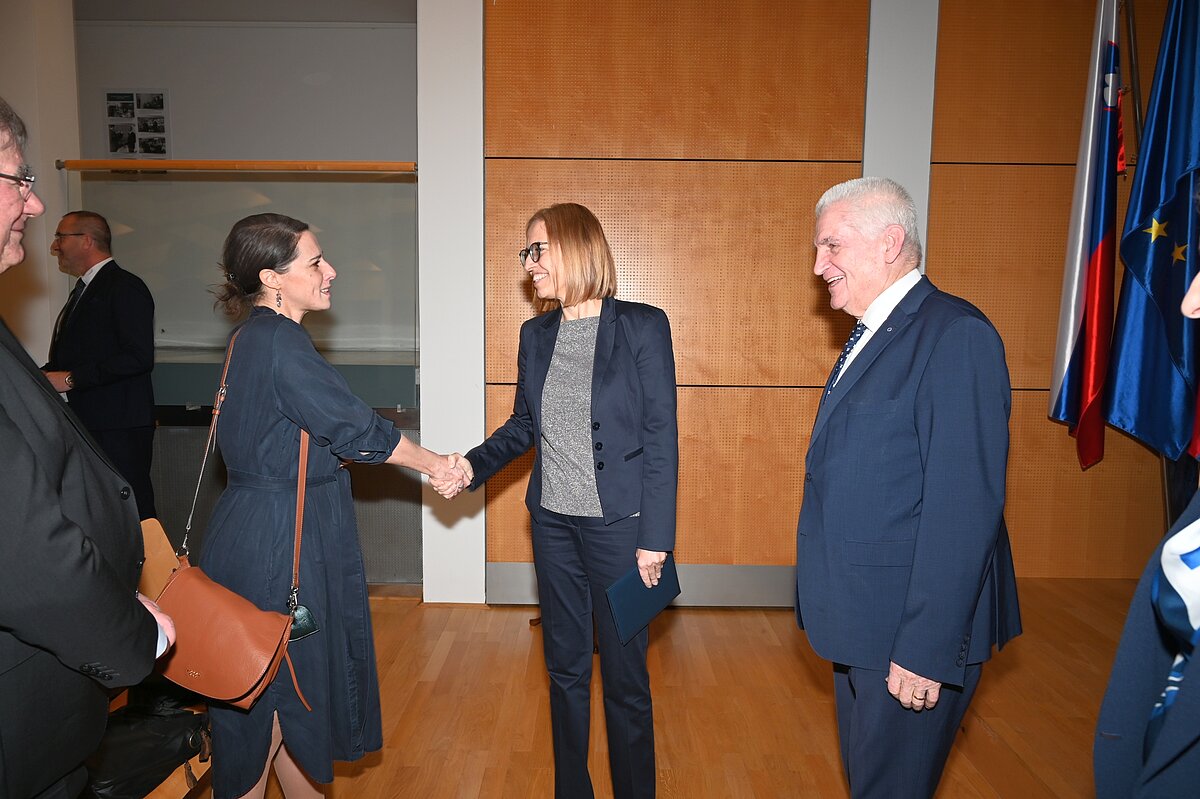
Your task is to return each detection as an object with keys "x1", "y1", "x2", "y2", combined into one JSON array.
[{"x1": 65, "y1": 165, "x2": 418, "y2": 407}]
